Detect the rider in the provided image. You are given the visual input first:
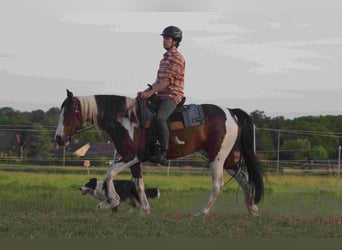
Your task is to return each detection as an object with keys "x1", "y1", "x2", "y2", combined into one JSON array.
[{"x1": 137, "y1": 25, "x2": 185, "y2": 164}]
